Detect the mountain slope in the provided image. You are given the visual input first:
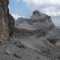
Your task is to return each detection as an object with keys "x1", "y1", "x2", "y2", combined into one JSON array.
[{"x1": 14, "y1": 10, "x2": 60, "y2": 55}]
